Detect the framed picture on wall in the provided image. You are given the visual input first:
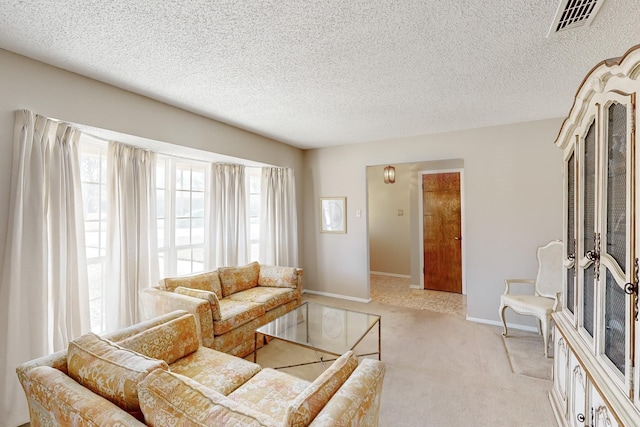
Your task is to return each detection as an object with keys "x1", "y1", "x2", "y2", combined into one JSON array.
[{"x1": 320, "y1": 197, "x2": 346, "y2": 233}]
